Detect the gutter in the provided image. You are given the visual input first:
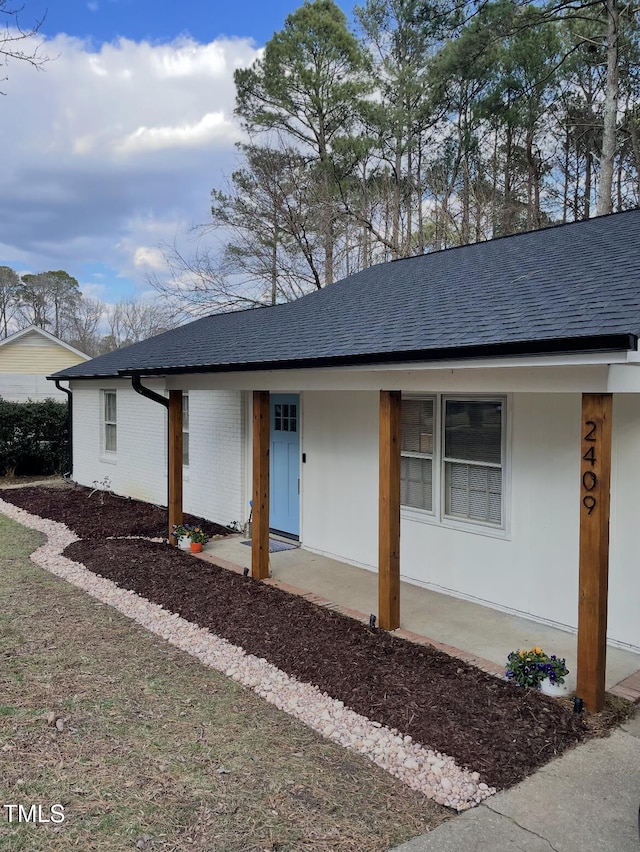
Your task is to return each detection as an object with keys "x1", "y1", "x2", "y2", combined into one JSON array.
[
  {"x1": 54, "y1": 380, "x2": 73, "y2": 478},
  {"x1": 115, "y1": 333, "x2": 639, "y2": 378},
  {"x1": 50, "y1": 332, "x2": 639, "y2": 382}
]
